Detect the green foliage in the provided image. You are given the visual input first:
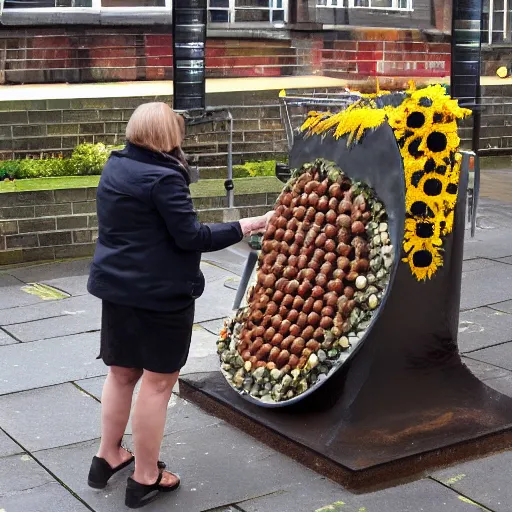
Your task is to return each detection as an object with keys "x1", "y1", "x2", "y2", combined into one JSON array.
[
  {"x1": 0, "y1": 143, "x2": 112, "y2": 180},
  {"x1": 0, "y1": 143, "x2": 287, "y2": 182},
  {"x1": 233, "y1": 160, "x2": 286, "y2": 178},
  {"x1": 67, "y1": 143, "x2": 110, "y2": 176}
]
